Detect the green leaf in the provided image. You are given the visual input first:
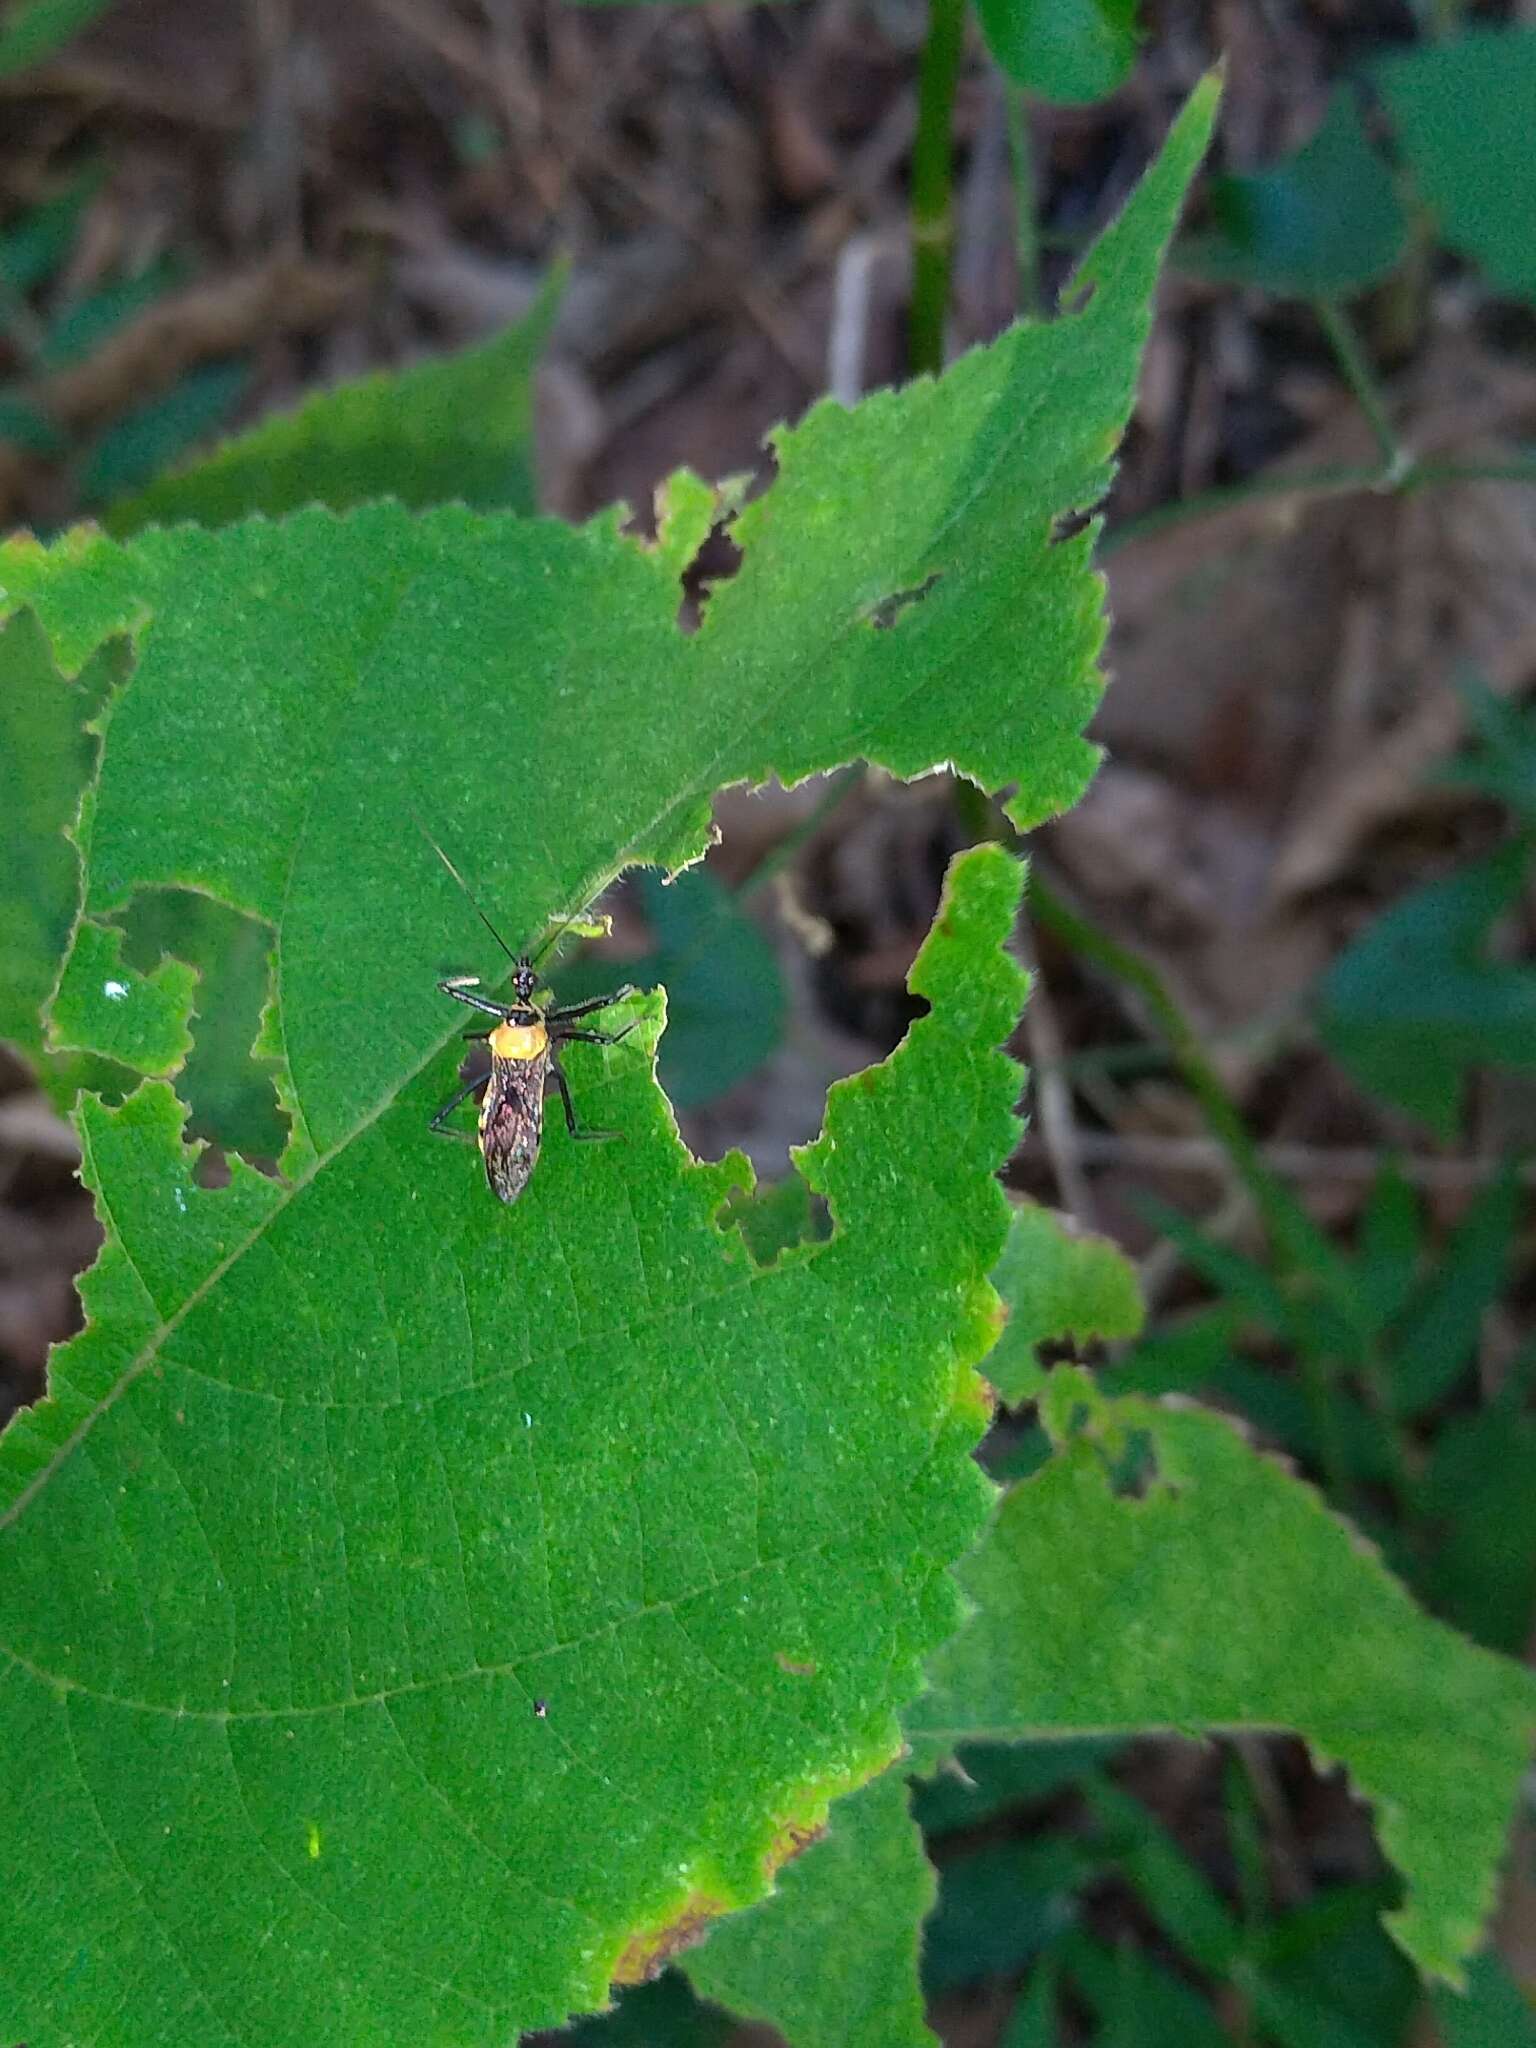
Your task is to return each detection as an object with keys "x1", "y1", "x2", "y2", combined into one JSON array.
[
  {"x1": 912, "y1": 1736, "x2": 1113, "y2": 1834},
  {"x1": 0, "y1": 388, "x2": 64, "y2": 455},
  {"x1": 1432, "y1": 1950, "x2": 1536, "y2": 2048},
  {"x1": 1378, "y1": 28, "x2": 1536, "y2": 303},
  {"x1": 0, "y1": 608, "x2": 132, "y2": 1109},
  {"x1": 1061, "y1": 1932, "x2": 1231, "y2": 2048},
  {"x1": 0, "y1": 0, "x2": 113, "y2": 76},
  {"x1": 718, "y1": 1169, "x2": 828, "y2": 1269},
  {"x1": 1004, "y1": 1956, "x2": 1061, "y2": 2047},
  {"x1": 1417, "y1": 1395, "x2": 1536, "y2": 1656},
  {"x1": 909, "y1": 1369, "x2": 1536, "y2": 1983},
  {"x1": 41, "y1": 254, "x2": 182, "y2": 370},
  {"x1": 1085, "y1": 1779, "x2": 1239, "y2": 1974},
  {"x1": 685, "y1": 1769, "x2": 937, "y2": 2048},
  {"x1": 1249, "y1": 1892, "x2": 1418, "y2": 2048},
  {"x1": 1357, "y1": 1162, "x2": 1424, "y2": 1335},
  {"x1": 1438, "y1": 678, "x2": 1536, "y2": 824},
  {"x1": 0, "y1": 849, "x2": 1023, "y2": 2043},
  {"x1": 974, "y1": 0, "x2": 1141, "y2": 105},
  {"x1": 107, "y1": 279, "x2": 561, "y2": 536},
  {"x1": 0, "y1": 87, "x2": 1217, "y2": 2042},
  {"x1": 923, "y1": 1837, "x2": 1087, "y2": 1992},
  {"x1": 1387, "y1": 1161, "x2": 1520, "y2": 1417},
  {"x1": 50, "y1": 913, "x2": 198, "y2": 1072},
  {"x1": 986, "y1": 1198, "x2": 1144, "y2": 1404},
  {"x1": 1318, "y1": 841, "x2": 1536, "y2": 1136},
  {"x1": 80, "y1": 359, "x2": 250, "y2": 508},
  {"x1": 532, "y1": 1971, "x2": 734, "y2": 2048},
  {"x1": 1181, "y1": 87, "x2": 1406, "y2": 297},
  {"x1": 0, "y1": 168, "x2": 99, "y2": 295},
  {"x1": 558, "y1": 866, "x2": 786, "y2": 1110}
]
